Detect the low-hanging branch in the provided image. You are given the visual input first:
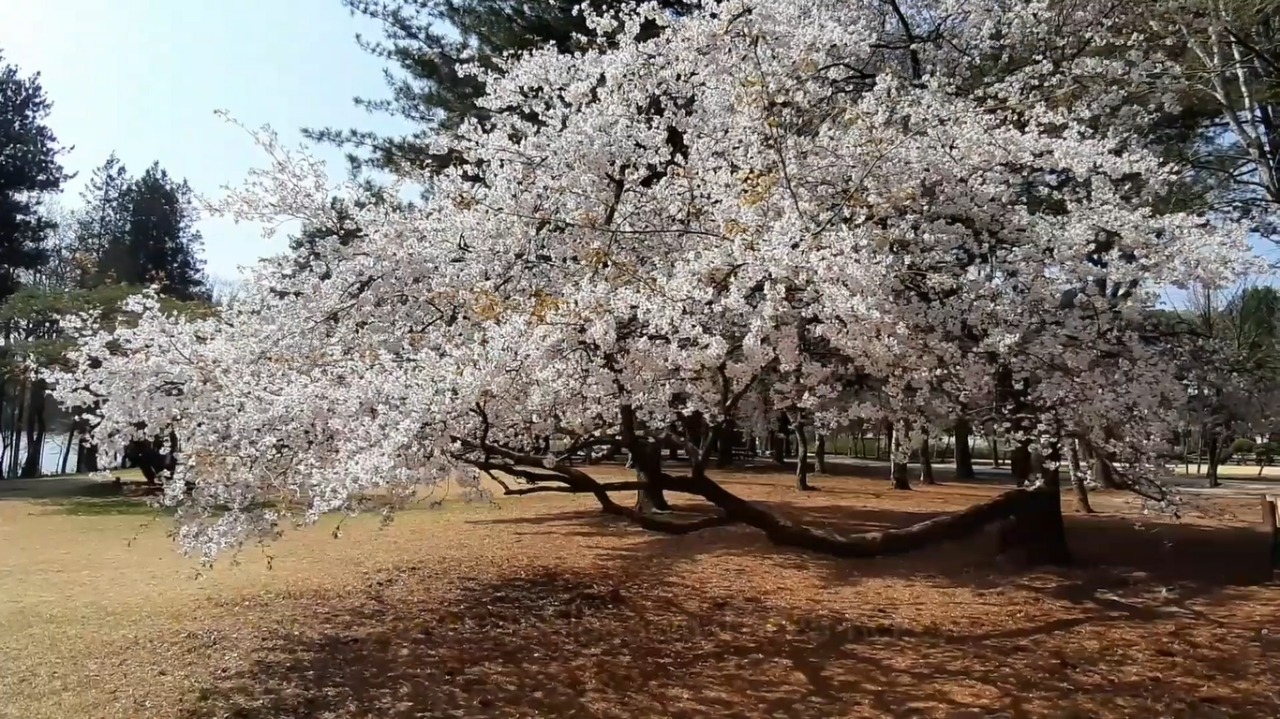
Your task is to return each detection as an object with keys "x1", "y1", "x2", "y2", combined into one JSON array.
[{"x1": 458, "y1": 434, "x2": 1068, "y2": 563}]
